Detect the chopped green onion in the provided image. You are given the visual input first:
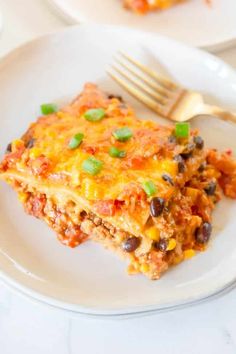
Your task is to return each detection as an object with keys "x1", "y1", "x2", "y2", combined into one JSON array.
[
  {"x1": 109, "y1": 147, "x2": 126, "y2": 158},
  {"x1": 112, "y1": 127, "x2": 133, "y2": 142},
  {"x1": 41, "y1": 103, "x2": 57, "y2": 115},
  {"x1": 142, "y1": 180, "x2": 157, "y2": 197},
  {"x1": 84, "y1": 108, "x2": 105, "y2": 122},
  {"x1": 68, "y1": 133, "x2": 84, "y2": 150},
  {"x1": 175, "y1": 122, "x2": 190, "y2": 138},
  {"x1": 82, "y1": 157, "x2": 103, "y2": 176}
]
